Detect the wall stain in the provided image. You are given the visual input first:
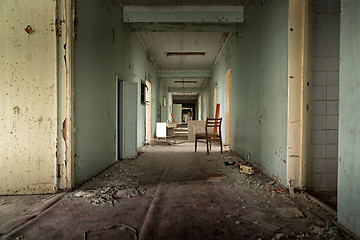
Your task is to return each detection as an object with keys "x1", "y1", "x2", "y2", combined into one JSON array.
[
  {"x1": 62, "y1": 118, "x2": 67, "y2": 142},
  {"x1": 13, "y1": 106, "x2": 21, "y2": 114}
]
